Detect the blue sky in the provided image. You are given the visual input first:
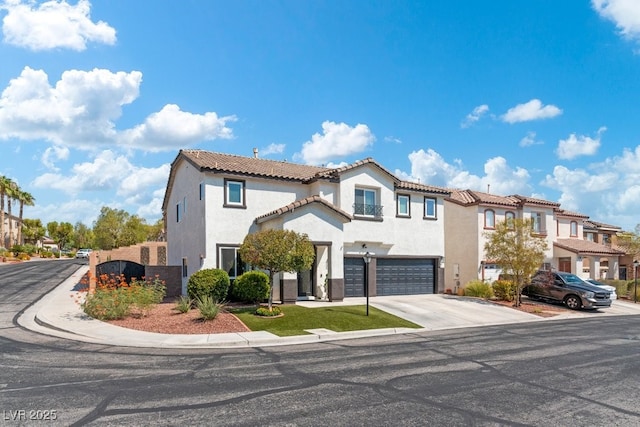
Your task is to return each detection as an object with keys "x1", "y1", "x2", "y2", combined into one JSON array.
[{"x1": 2, "y1": 0, "x2": 640, "y2": 231}]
